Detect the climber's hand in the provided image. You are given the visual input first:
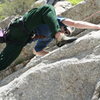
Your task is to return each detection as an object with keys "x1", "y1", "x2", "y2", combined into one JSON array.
[{"x1": 55, "y1": 32, "x2": 77, "y2": 47}]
